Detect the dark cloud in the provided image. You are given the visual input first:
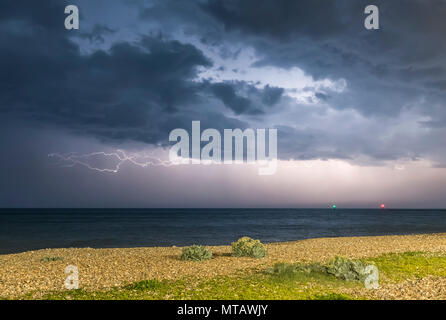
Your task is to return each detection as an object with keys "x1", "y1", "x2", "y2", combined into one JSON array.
[
  {"x1": 209, "y1": 82, "x2": 252, "y2": 114},
  {"x1": 0, "y1": 0, "x2": 254, "y2": 147},
  {"x1": 77, "y1": 24, "x2": 117, "y2": 43},
  {"x1": 314, "y1": 92, "x2": 329, "y2": 101},
  {"x1": 208, "y1": 81, "x2": 269, "y2": 115},
  {"x1": 201, "y1": 0, "x2": 352, "y2": 39},
  {"x1": 261, "y1": 85, "x2": 283, "y2": 106}
]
